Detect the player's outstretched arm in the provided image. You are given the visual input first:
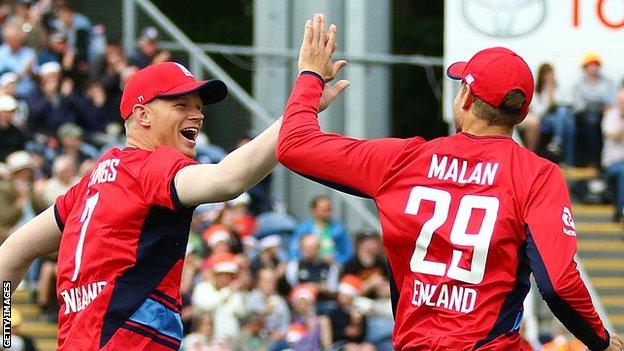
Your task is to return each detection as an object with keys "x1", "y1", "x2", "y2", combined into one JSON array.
[
  {"x1": 277, "y1": 14, "x2": 418, "y2": 198},
  {"x1": 173, "y1": 74, "x2": 349, "y2": 207},
  {"x1": 524, "y1": 163, "x2": 613, "y2": 350},
  {"x1": 0, "y1": 206, "x2": 61, "y2": 294}
]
